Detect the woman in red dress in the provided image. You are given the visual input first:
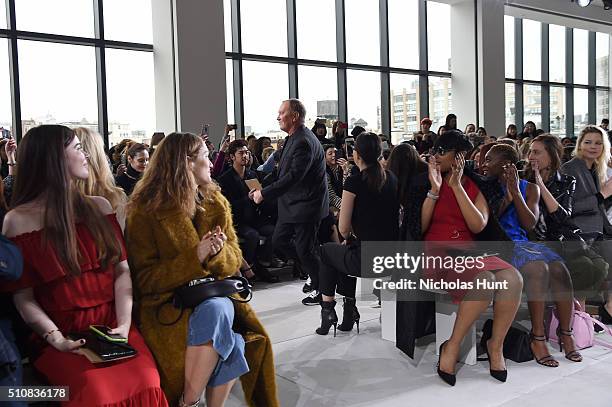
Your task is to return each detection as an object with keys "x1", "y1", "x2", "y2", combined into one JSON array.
[
  {"x1": 421, "y1": 131, "x2": 523, "y2": 386},
  {"x1": 2, "y1": 125, "x2": 168, "y2": 406}
]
